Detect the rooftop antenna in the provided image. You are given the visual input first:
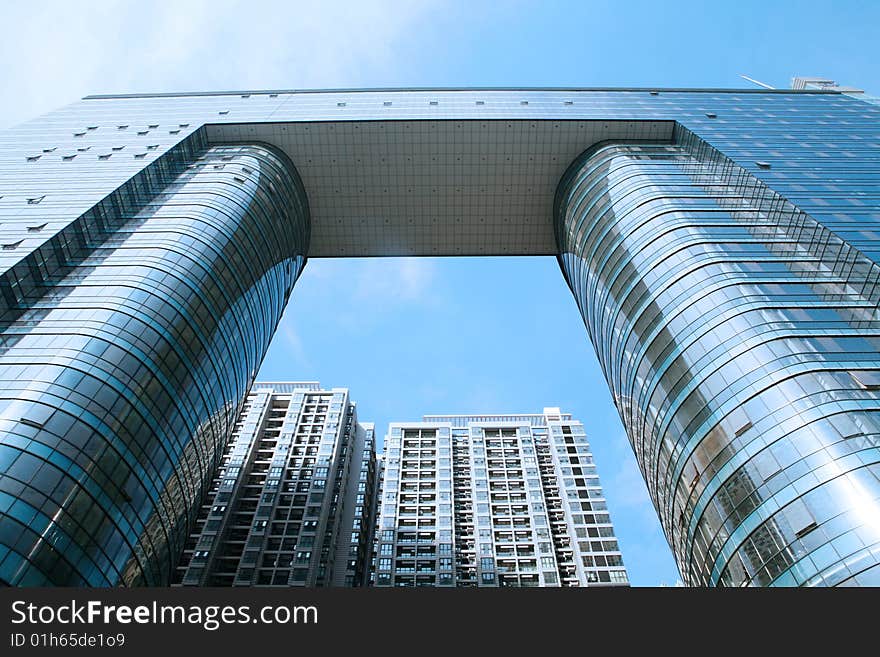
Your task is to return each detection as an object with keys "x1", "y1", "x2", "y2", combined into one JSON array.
[{"x1": 740, "y1": 74, "x2": 776, "y2": 90}]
